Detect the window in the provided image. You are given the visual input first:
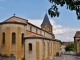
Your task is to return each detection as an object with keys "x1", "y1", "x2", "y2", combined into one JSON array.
[
  {"x1": 12, "y1": 33, "x2": 16, "y2": 44},
  {"x1": 29, "y1": 43, "x2": 32, "y2": 51},
  {"x1": 30, "y1": 26, "x2": 32, "y2": 32},
  {"x1": 47, "y1": 26, "x2": 50, "y2": 31},
  {"x1": 22, "y1": 33, "x2": 24, "y2": 45},
  {"x1": 36, "y1": 29, "x2": 38, "y2": 33},
  {"x1": 43, "y1": 28, "x2": 45, "y2": 30},
  {"x1": 2, "y1": 32, "x2": 5, "y2": 44},
  {"x1": 44, "y1": 32, "x2": 45, "y2": 36},
  {"x1": 40, "y1": 30, "x2": 42, "y2": 35}
]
